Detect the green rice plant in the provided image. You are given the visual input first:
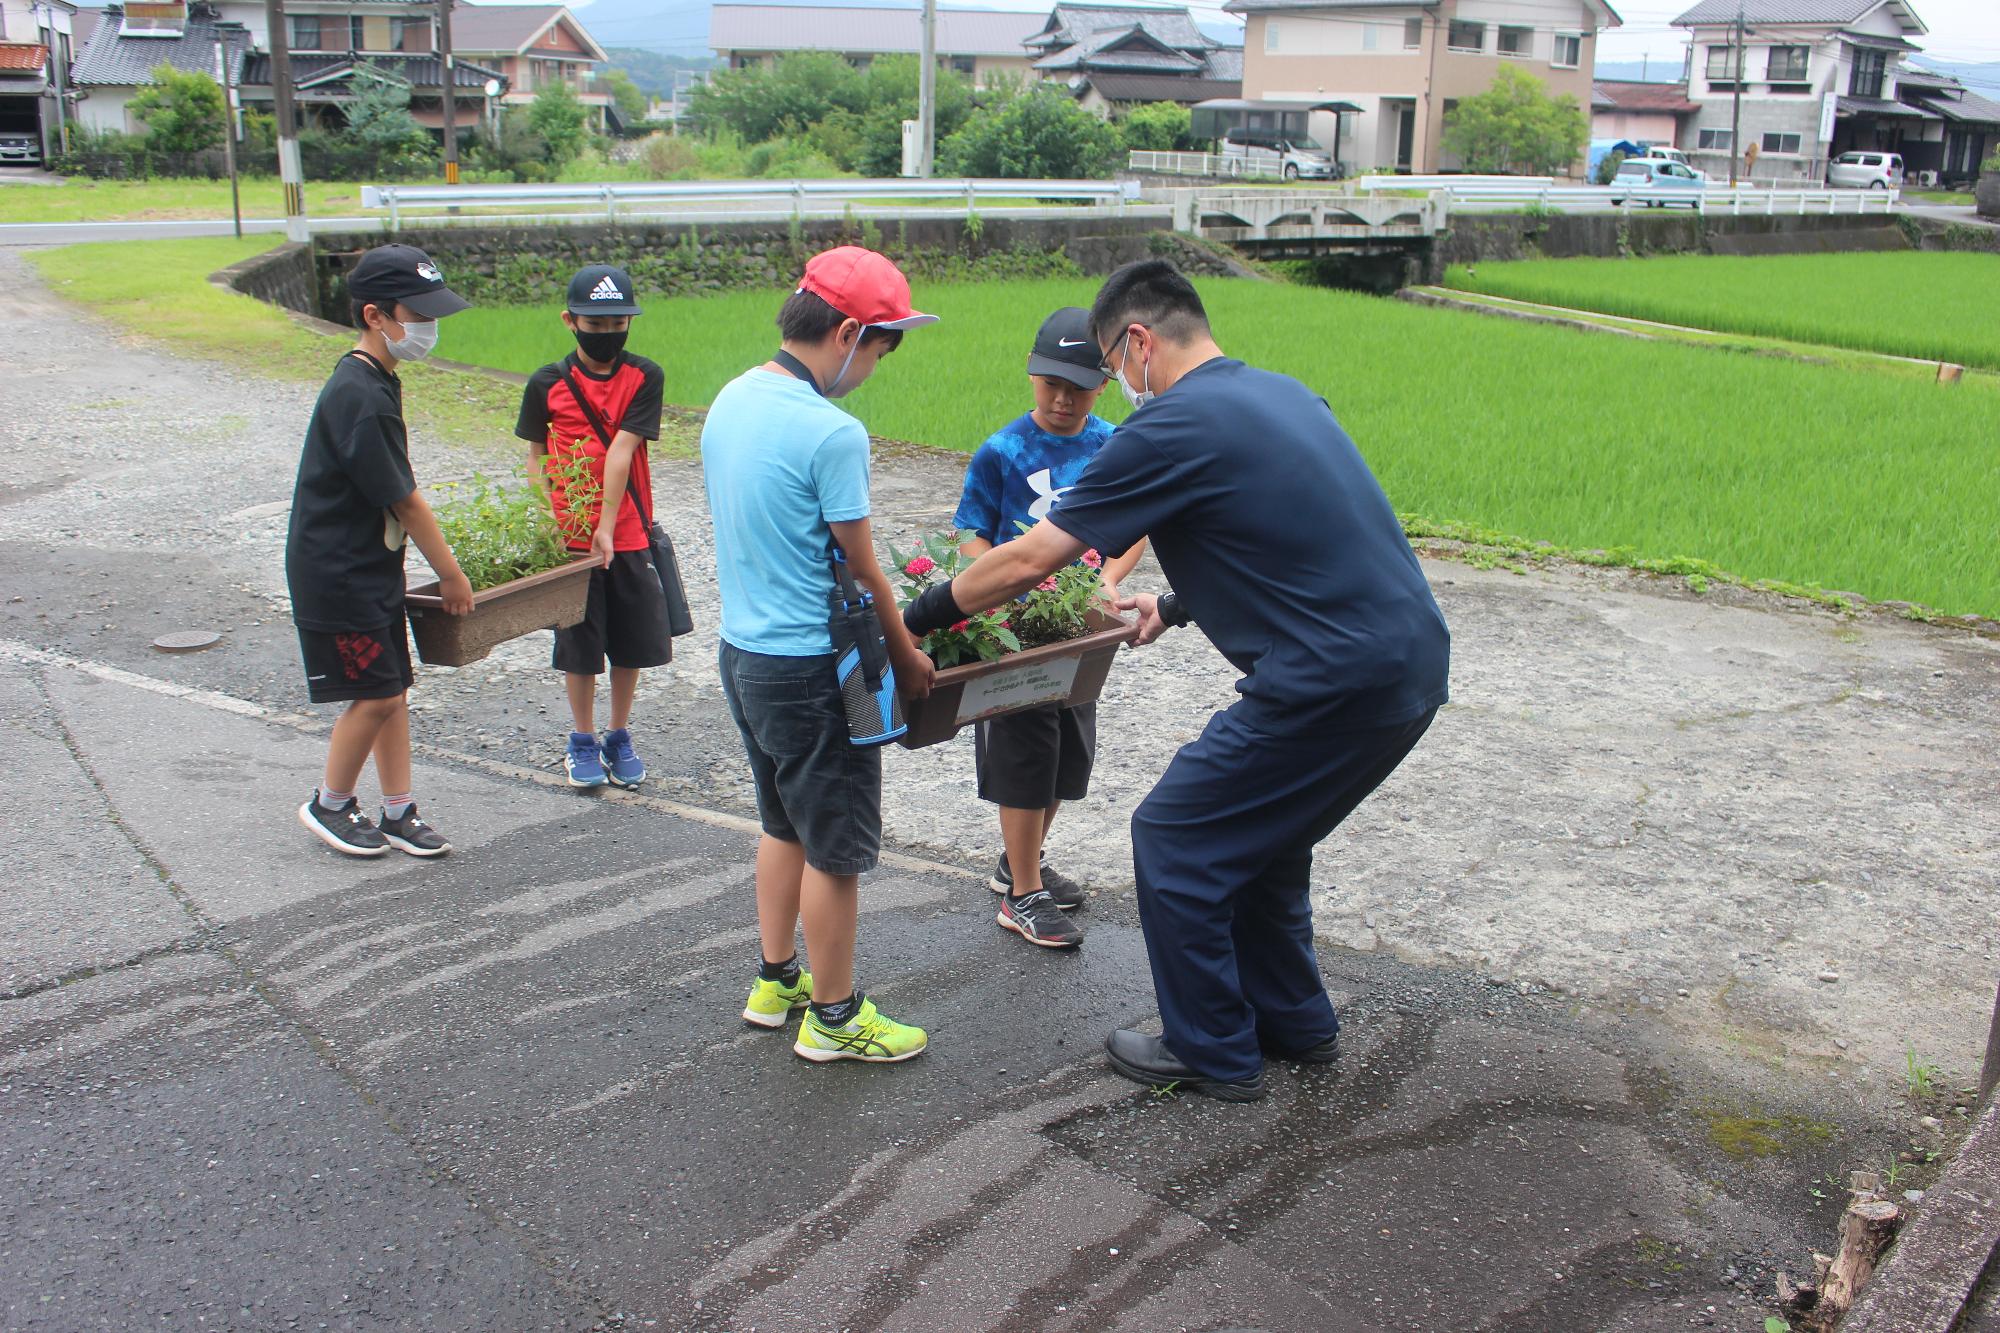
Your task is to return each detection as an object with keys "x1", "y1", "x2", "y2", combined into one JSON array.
[
  {"x1": 432, "y1": 454, "x2": 597, "y2": 591},
  {"x1": 1442, "y1": 252, "x2": 2000, "y2": 369},
  {"x1": 444, "y1": 276, "x2": 2000, "y2": 618}
]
